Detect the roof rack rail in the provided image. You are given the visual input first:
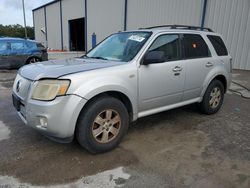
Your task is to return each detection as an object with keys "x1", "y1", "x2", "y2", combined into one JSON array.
[{"x1": 140, "y1": 24, "x2": 213, "y2": 32}]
